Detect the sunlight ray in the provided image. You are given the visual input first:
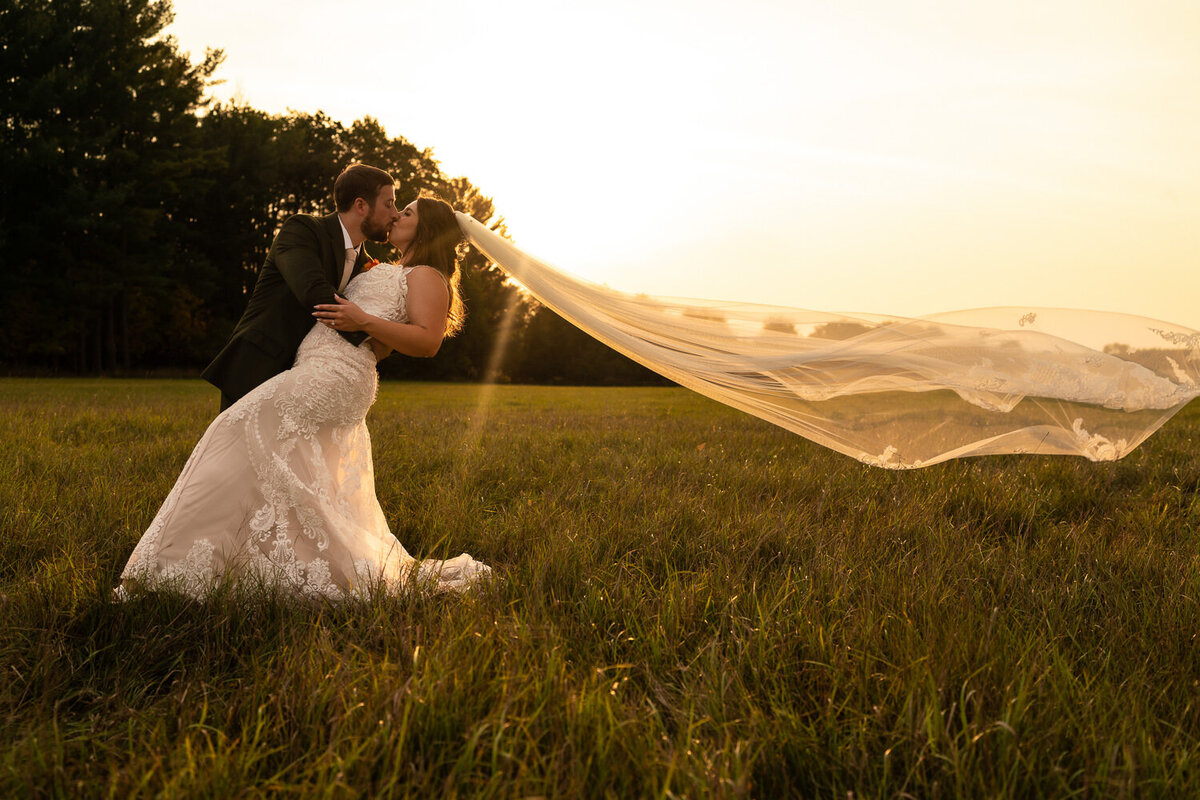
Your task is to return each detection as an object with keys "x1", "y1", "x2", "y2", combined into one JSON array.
[{"x1": 458, "y1": 293, "x2": 525, "y2": 464}]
